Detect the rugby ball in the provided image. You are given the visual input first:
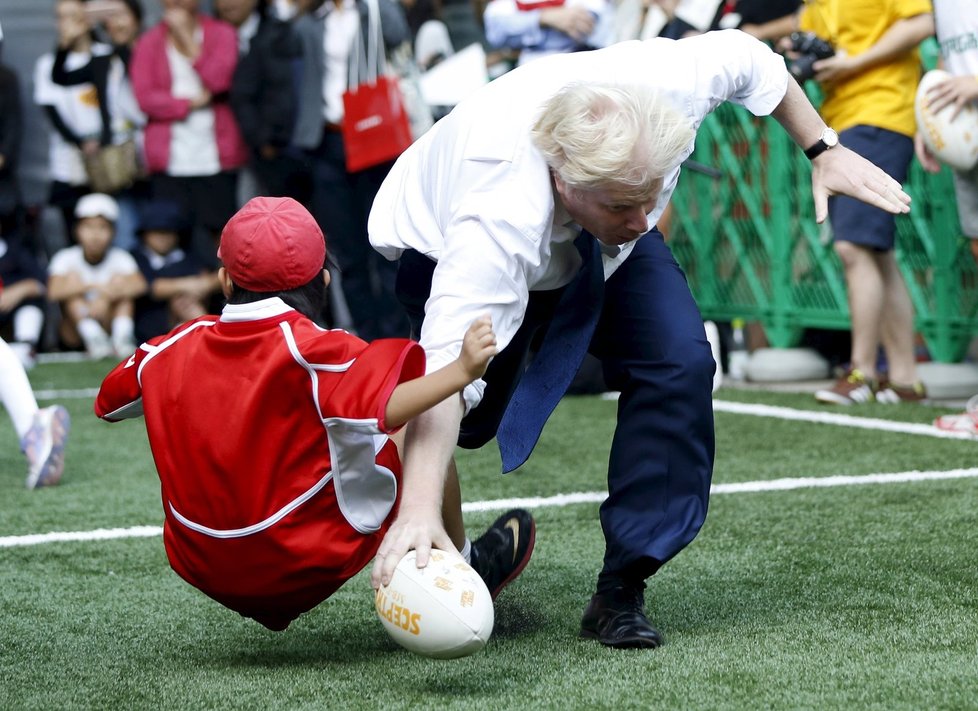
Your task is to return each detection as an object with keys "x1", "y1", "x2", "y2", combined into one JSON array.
[
  {"x1": 915, "y1": 69, "x2": 978, "y2": 171},
  {"x1": 375, "y1": 549, "x2": 494, "y2": 659}
]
